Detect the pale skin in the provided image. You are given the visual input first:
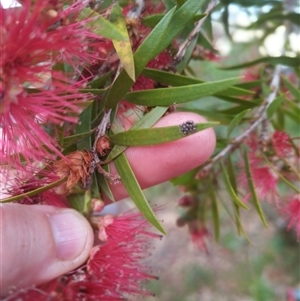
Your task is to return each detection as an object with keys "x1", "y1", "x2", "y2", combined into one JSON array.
[{"x1": 0, "y1": 112, "x2": 216, "y2": 296}]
